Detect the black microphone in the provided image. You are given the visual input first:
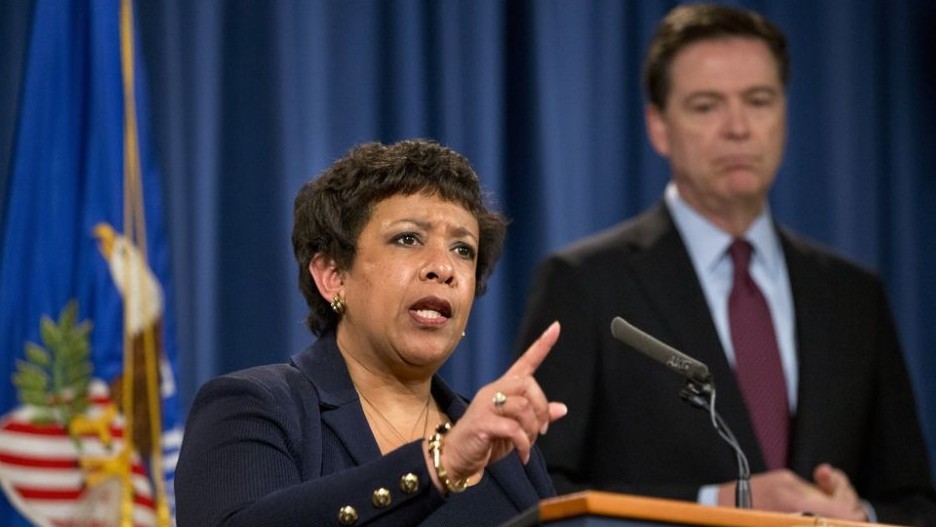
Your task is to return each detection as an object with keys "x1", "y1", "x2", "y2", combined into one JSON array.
[
  {"x1": 610, "y1": 316, "x2": 752, "y2": 509},
  {"x1": 610, "y1": 316, "x2": 713, "y2": 389}
]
